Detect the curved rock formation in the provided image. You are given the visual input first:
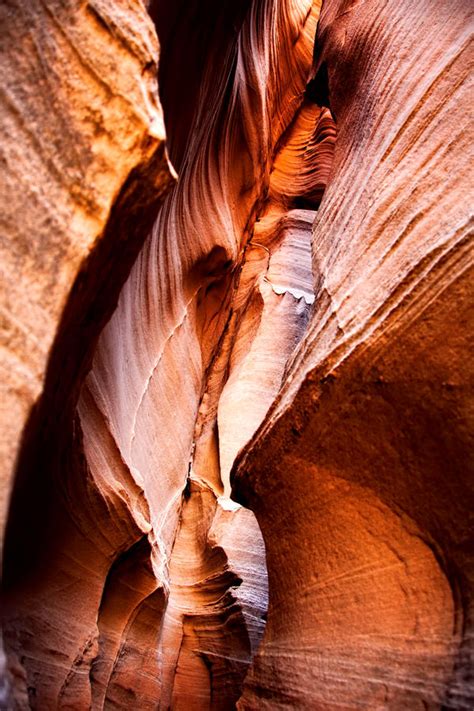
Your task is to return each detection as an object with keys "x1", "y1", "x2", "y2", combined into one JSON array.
[
  {"x1": 0, "y1": 0, "x2": 173, "y2": 534},
  {"x1": 233, "y1": 0, "x2": 474, "y2": 708},
  {"x1": 0, "y1": 0, "x2": 175, "y2": 703},
  {"x1": 1, "y1": 0, "x2": 473, "y2": 709}
]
